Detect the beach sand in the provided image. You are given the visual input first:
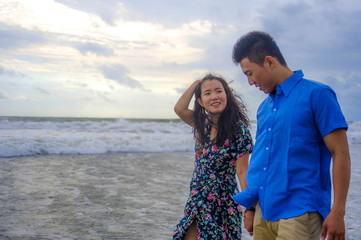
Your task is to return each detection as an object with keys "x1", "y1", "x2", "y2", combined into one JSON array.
[
  {"x1": 0, "y1": 146, "x2": 360, "y2": 240},
  {"x1": 0, "y1": 153, "x2": 195, "y2": 240}
]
